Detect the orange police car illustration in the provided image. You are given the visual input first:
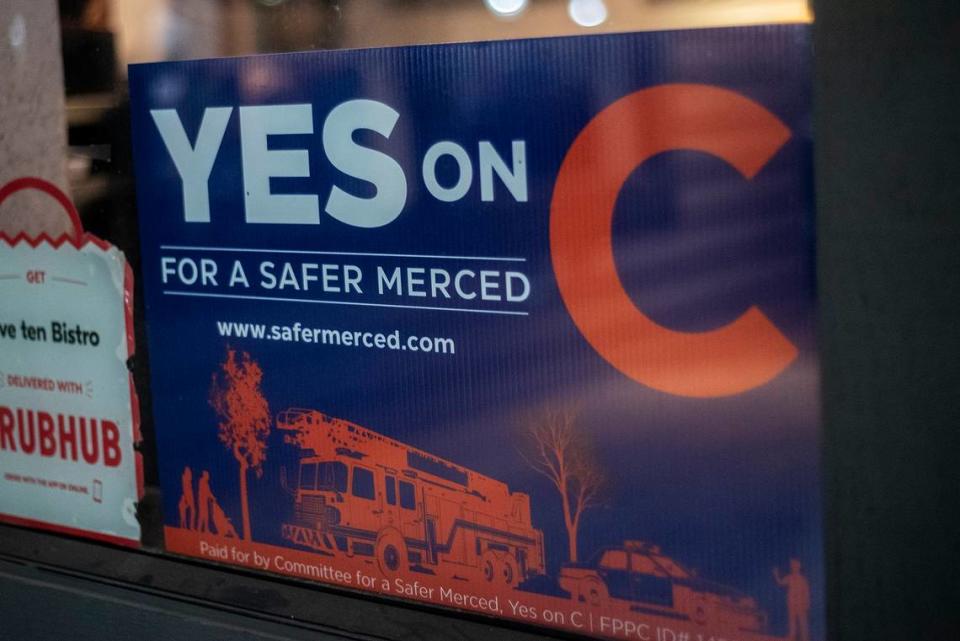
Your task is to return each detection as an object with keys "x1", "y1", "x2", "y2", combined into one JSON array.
[{"x1": 559, "y1": 540, "x2": 766, "y2": 632}]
